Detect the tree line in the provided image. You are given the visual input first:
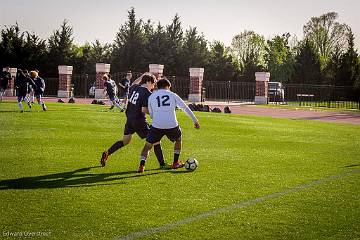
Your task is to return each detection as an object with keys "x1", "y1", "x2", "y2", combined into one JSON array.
[{"x1": 0, "y1": 8, "x2": 359, "y2": 89}]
